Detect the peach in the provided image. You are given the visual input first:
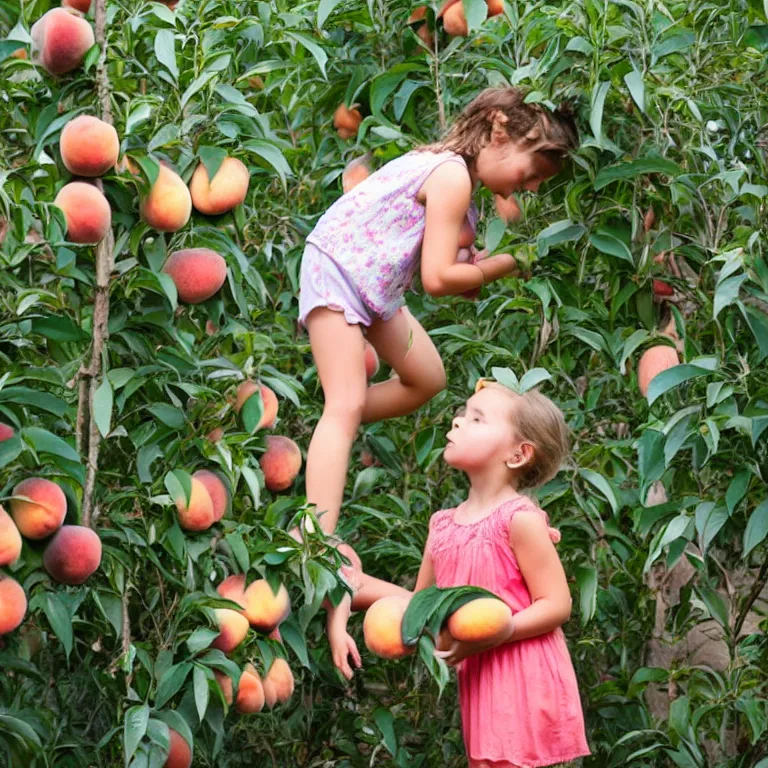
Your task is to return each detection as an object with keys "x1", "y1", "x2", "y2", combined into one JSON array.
[
  {"x1": 638, "y1": 345, "x2": 679, "y2": 397},
  {"x1": 235, "y1": 663, "x2": 266, "y2": 713},
  {"x1": 54, "y1": 182, "x2": 111, "y2": 244},
  {"x1": 446, "y1": 597, "x2": 513, "y2": 643},
  {"x1": 10, "y1": 478, "x2": 67, "y2": 540},
  {"x1": 408, "y1": 5, "x2": 427, "y2": 22},
  {"x1": 243, "y1": 579, "x2": 290, "y2": 633},
  {"x1": 43, "y1": 525, "x2": 102, "y2": 584},
  {"x1": 0, "y1": 505, "x2": 22, "y2": 567},
  {"x1": 174, "y1": 477, "x2": 215, "y2": 532},
  {"x1": 443, "y1": 2, "x2": 468, "y2": 36},
  {"x1": 487, "y1": 0, "x2": 504, "y2": 16},
  {"x1": 163, "y1": 728, "x2": 192, "y2": 768},
  {"x1": 207, "y1": 427, "x2": 224, "y2": 443},
  {"x1": 31, "y1": 8, "x2": 94, "y2": 76},
  {"x1": 235, "y1": 381, "x2": 278, "y2": 429},
  {"x1": 0, "y1": 576, "x2": 27, "y2": 636},
  {"x1": 192, "y1": 470, "x2": 230, "y2": 522},
  {"x1": 60, "y1": 115, "x2": 119, "y2": 177},
  {"x1": 140, "y1": 163, "x2": 192, "y2": 233},
  {"x1": 360, "y1": 449, "x2": 376, "y2": 467},
  {"x1": 415, "y1": 22, "x2": 433, "y2": 48},
  {"x1": 162, "y1": 248, "x2": 227, "y2": 304},
  {"x1": 11, "y1": 48, "x2": 27, "y2": 60},
  {"x1": 189, "y1": 157, "x2": 249, "y2": 215},
  {"x1": 364, "y1": 341, "x2": 379, "y2": 379},
  {"x1": 333, "y1": 104, "x2": 363, "y2": 140},
  {"x1": 63, "y1": 0, "x2": 92, "y2": 11},
  {"x1": 262, "y1": 658, "x2": 294, "y2": 708},
  {"x1": 211, "y1": 608, "x2": 249, "y2": 653},
  {"x1": 495, "y1": 194, "x2": 521, "y2": 223},
  {"x1": 259, "y1": 436, "x2": 302, "y2": 492},
  {"x1": 217, "y1": 574, "x2": 246, "y2": 607},
  {"x1": 363, "y1": 595, "x2": 414, "y2": 659},
  {"x1": 214, "y1": 670, "x2": 234, "y2": 705},
  {"x1": 0, "y1": 424, "x2": 14, "y2": 441},
  {"x1": 653, "y1": 279, "x2": 674, "y2": 297}
]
